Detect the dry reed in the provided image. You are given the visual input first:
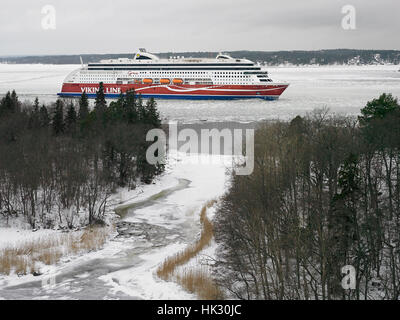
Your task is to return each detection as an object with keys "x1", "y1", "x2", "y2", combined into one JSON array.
[
  {"x1": 0, "y1": 226, "x2": 113, "y2": 276},
  {"x1": 156, "y1": 200, "x2": 223, "y2": 300}
]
